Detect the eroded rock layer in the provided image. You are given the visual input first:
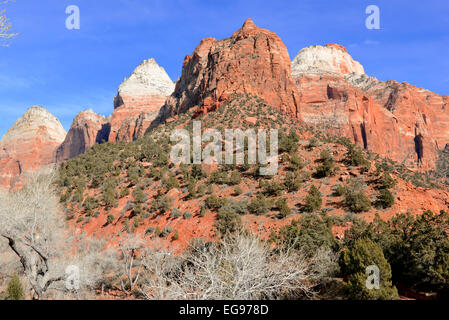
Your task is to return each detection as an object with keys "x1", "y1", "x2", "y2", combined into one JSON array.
[
  {"x1": 154, "y1": 18, "x2": 301, "y2": 125},
  {"x1": 0, "y1": 106, "x2": 66, "y2": 188}
]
